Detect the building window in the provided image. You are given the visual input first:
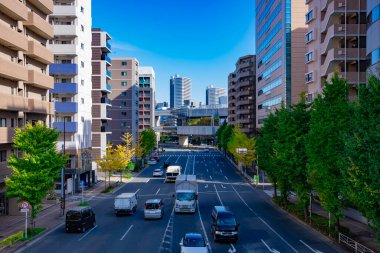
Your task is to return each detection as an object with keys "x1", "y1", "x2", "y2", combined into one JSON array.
[
  {"x1": 121, "y1": 71, "x2": 127, "y2": 76},
  {"x1": 121, "y1": 101, "x2": 127, "y2": 107},
  {"x1": 305, "y1": 52, "x2": 313, "y2": 63},
  {"x1": 11, "y1": 118, "x2": 14, "y2": 128},
  {"x1": 121, "y1": 122, "x2": 127, "y2": 127},
  {"x1": 80, "y1": 43, "x2": 84, "y2": 49},
  {"x1": 121, "y1": 91, "x2": 127, "y2": 96},
  {"x1": 81, "y1": 61, "x2": 84, "y2": 68},
  {"x1": 121, "y1": 82, "x2": 127, "y2": 87},
  {"x1": 306, "y1": 10, "x2": 313, "y2": 23},
  {"x1": 81, "y1": 25, "x2": 84, "y2": 31},
  {"x1": 305, "y1": 31, "x2": 313, "y2": 43},
  {"x1": 305, "y1": 72, "x2": 313, "y2": 83},
  {"x1": 121, "y1": 112, "x2": 127, "y2": 116},
  {"x1": 81, "y1": 79, "x2": 84, "y2": 86},
  {"x1": 81, "y1": 116, "x2": 84, "y2": 123},
  {"x1": 0, "y1": 150, "x2": 6, "y2": 162},
  {"x1": 81, "y1": 98, "x2": 84, "y2": 104},
  {"x1": 121, "y1": 61, "x2": 127, "y2": 66},
  {"x1": 0, "y1": 118, "x2": 6, "y2": 127},
  {"x1": 80, "y1": 6, "x2": 84, "y2": 13},
  {"x1": 370, "y1": 48, "x2": 380, "y2": 65}
]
